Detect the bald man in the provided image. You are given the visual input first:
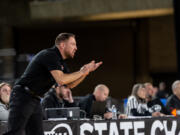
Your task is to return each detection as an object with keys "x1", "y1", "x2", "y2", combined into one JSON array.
[
  {"x1": 79, "y1": 84, "x2": 110, "y2": 118},
  {"x1": 166, "y1": 80, "x2": 180, "y2": 114}
]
